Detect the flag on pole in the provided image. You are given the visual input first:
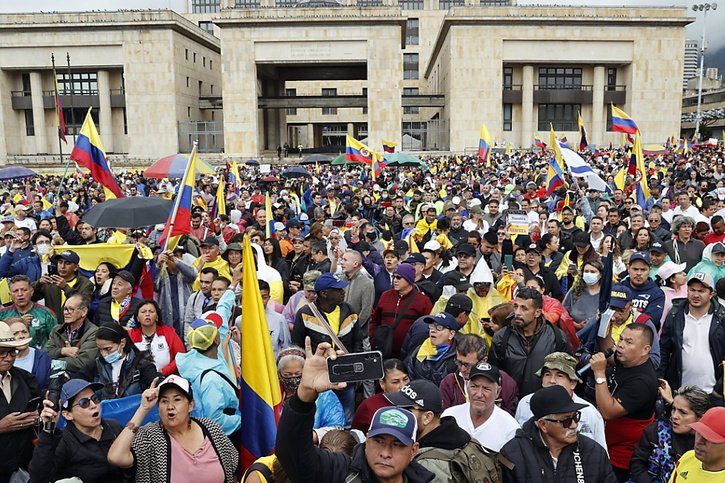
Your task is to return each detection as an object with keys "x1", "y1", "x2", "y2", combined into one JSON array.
[
  {"x1": 213, "y1": 178, "x2": 226, "y2": 218},
  {"x1": 159, "y1": 146, "x2": 197, "y2": 251},
  {"x1": 227, "y1": 161, "x2": 241, "y2": 195},
  {"x1": 557, "y1": 140, "x2": 610, "y2": 193},
  {"x1": 504, "y1": 143, "x2": 512, "y2": 156},
  {"x1": 382, "y1": 140, "x2": 396, "y2": 153},
  {"x1": 70, "y1": 108, "x2": 123, "y2": 199},
  {"x1": 239, "y1": 235, "x2": 282, "y2": 469},
  {"x1": 346, "y1": 135, "x2": 385, "y2": 178},
  {"x1": 614, "y1": 166, "x2": 627, "y2": 190},
  {"x1": 265, "y1": 193, "x2": 273, "y2": 239},
  {"x1": 631, "y1": 131, "x2": 650, "y2": 208},
  {"x1": 545, "y1": 156, "x2": 566, "y2": 196},
  {"x1": 52, "y1": 70, "x2": 66, "y2": 144},
  {"x1": 610, "y1": 105, "x2": 639, "y2": 134},
  {"x1": 477, "y1": 124, "x2": 492, "y2": 166},
  {"x1": 550, "y1": 125, "x2": 564, "y2": 170},
  {"x1": 578, "y1": 112, "x2": 588, "y2": 152},
  {"x1": 534, "y1": 135, "x2": 547, "y2": 150}
]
